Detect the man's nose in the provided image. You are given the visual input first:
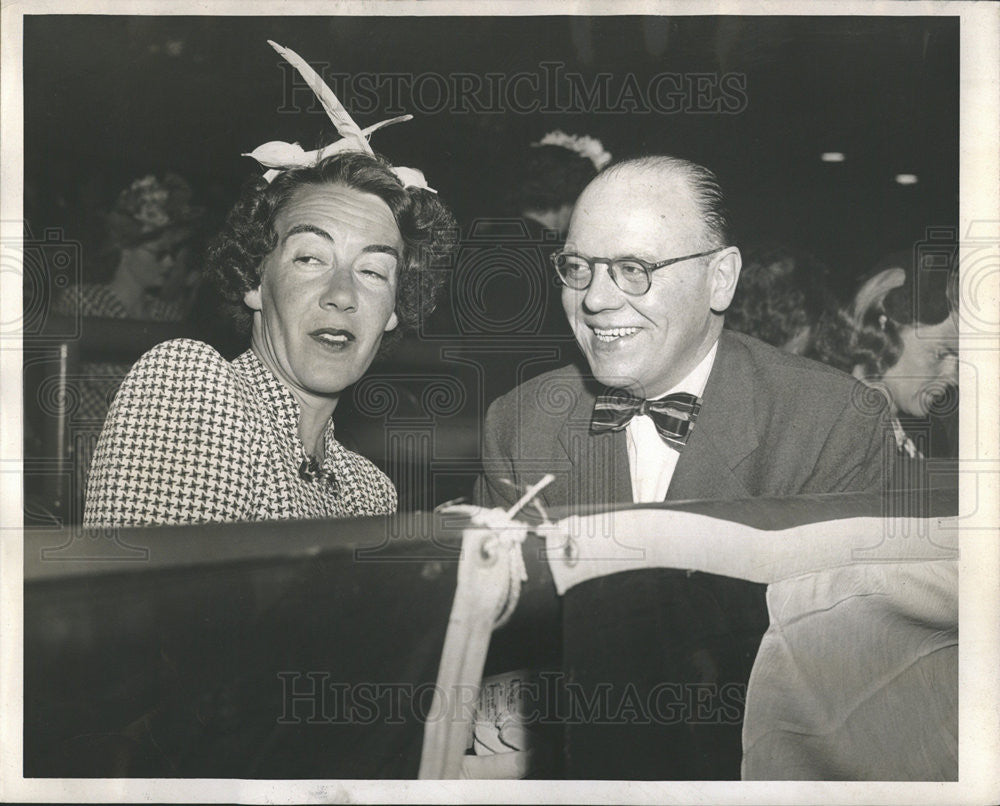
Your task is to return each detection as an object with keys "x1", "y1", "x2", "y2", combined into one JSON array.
[
  {"x1": 581, "y1": 263, "x2": 624, "y2": 312},
  {"x1": 320, "y1": 268, "x2": 359, "y2": 311}
]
